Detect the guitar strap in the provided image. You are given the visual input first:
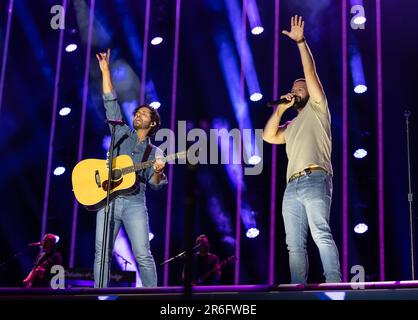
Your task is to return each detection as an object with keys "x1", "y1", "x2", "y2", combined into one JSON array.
[
  {"x1": 138, "y1": 144, "x2": 153, "y2": 183},
  {"x1": 142, "y1": 144, "x2": 153, "y2": 163}
]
